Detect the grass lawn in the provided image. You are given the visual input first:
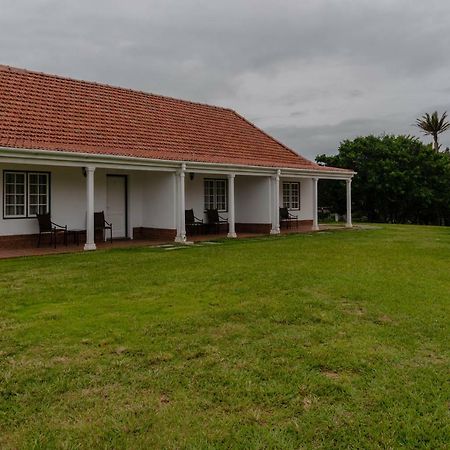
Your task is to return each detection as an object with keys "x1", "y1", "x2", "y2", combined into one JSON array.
[{"x1": 0, "y1": 225, "x2": 449, "y2": 449}]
